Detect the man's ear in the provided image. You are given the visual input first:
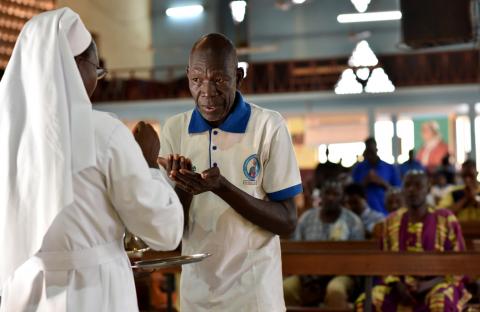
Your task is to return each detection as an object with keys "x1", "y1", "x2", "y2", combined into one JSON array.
[
  {"x1": 236, "y1": 67, "x2": 244, "y2": 88},
  {"x1": 186, "y1": 66, "x2": 190, "y2": 76}
]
